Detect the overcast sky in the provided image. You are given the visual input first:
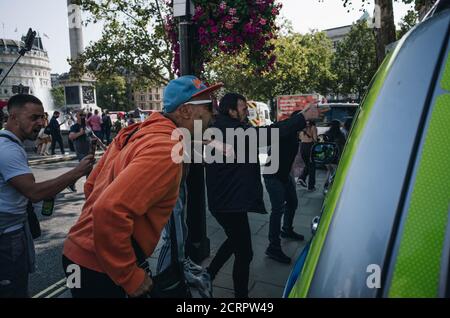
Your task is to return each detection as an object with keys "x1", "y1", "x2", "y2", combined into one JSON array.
[{"x1": 0, "y1": 0, "x2": 413, "y2": 74}]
